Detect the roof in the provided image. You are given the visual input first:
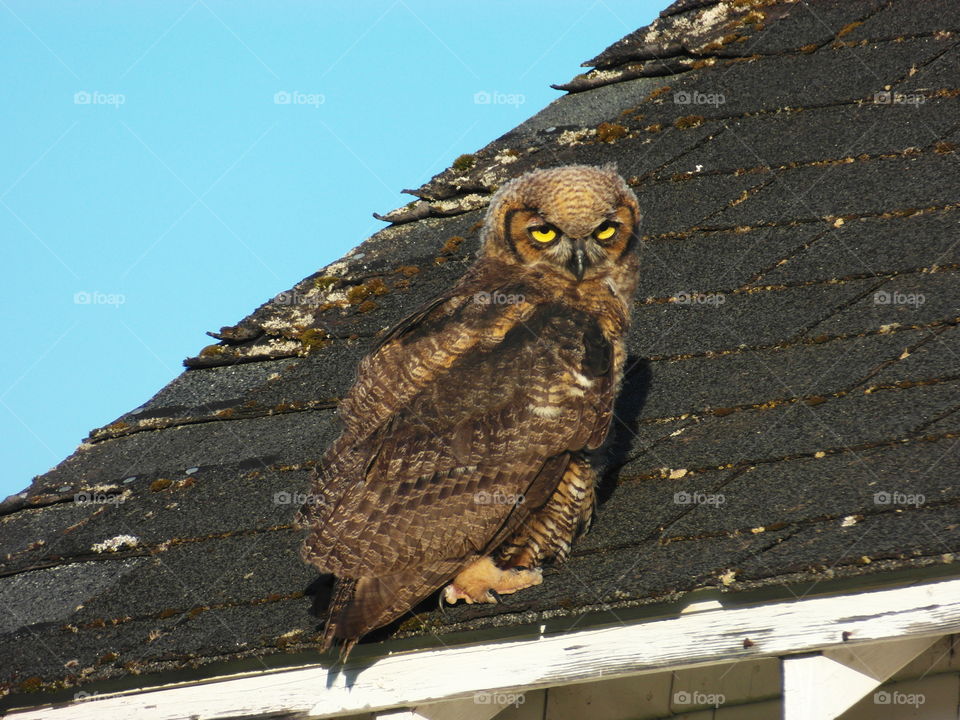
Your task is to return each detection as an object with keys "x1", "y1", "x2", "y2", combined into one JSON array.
[{"x1": 3, "y1": 0, "x2": 960, "y2": 705}]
